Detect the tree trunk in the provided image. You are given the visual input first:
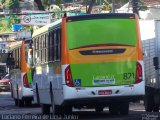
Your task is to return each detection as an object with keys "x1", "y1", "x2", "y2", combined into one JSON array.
[
  {"x1": 87, "y1": 0, "x2": 96, "y2": 14},
  {"x1": 132, "y1": 0, "x2": 138, "y2": 15},
  {"x1": 34, "y1": 0, "x2": 45, "y2": 10}
]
